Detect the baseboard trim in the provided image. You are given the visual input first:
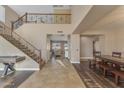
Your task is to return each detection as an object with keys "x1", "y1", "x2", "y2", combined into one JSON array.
[
  {"x1": 70, "y1": 60, "x2": 80, "y2": 63},
  {"x1": 80, "y1": 57, "x2": 93, "y2": 60},
  {"x1": 0, "y1": 68, "x2": 39, "y2": 71},
  {"x1": 16, "y1": 68, "x2": 39, "y2": 70}
]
